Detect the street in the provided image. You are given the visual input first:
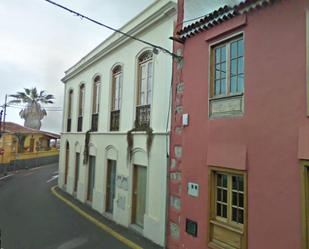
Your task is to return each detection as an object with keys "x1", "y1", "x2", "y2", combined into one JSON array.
[{"x1": 0, "y1": 164, "x2": 134, "y2": 249}]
